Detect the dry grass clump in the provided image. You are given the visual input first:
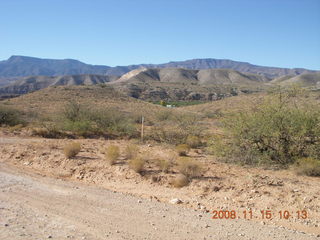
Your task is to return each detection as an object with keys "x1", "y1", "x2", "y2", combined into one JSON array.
[
  {"x1": 294, "y1": 158, "x2": 320, "y2": 176},
  {"x1": 105, "y1": 145, "x2": 120, "y2": 165},
  {"x1": 186, "y1": 135, "x2": 202, "y2": 148},
  {"x1": 64, "y1": 142, "x2": 81, "y2": 158},
  {"x1": 129, "y1": 157, "x2": 145, "y2": 173},
  {"x1": 176, "y1": 144, "x2": 190, "y2": 156},
  {"x1": 155, "y1": 159, "x2": 171, "y2": 173},
  {"x1": 124, "y1": 144, "x2": 139, "y2": 160},
  {"x1": 176, "y1": 157, "x2": 202, "y2": 177},
  {"x1": 9, "y1": 124, "x2": 24, "y2": 132},
  {"x1": 172, "y1": 174, "x2": 189, "y2": 188}
]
